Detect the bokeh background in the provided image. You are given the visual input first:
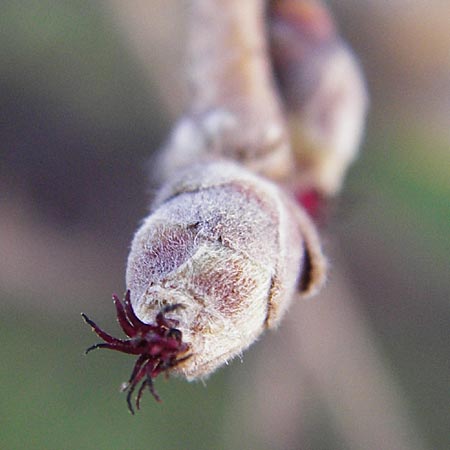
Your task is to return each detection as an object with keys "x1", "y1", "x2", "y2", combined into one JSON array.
[{"x1": 0, "y1": 1, "x2": 449, "y2": 449}]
